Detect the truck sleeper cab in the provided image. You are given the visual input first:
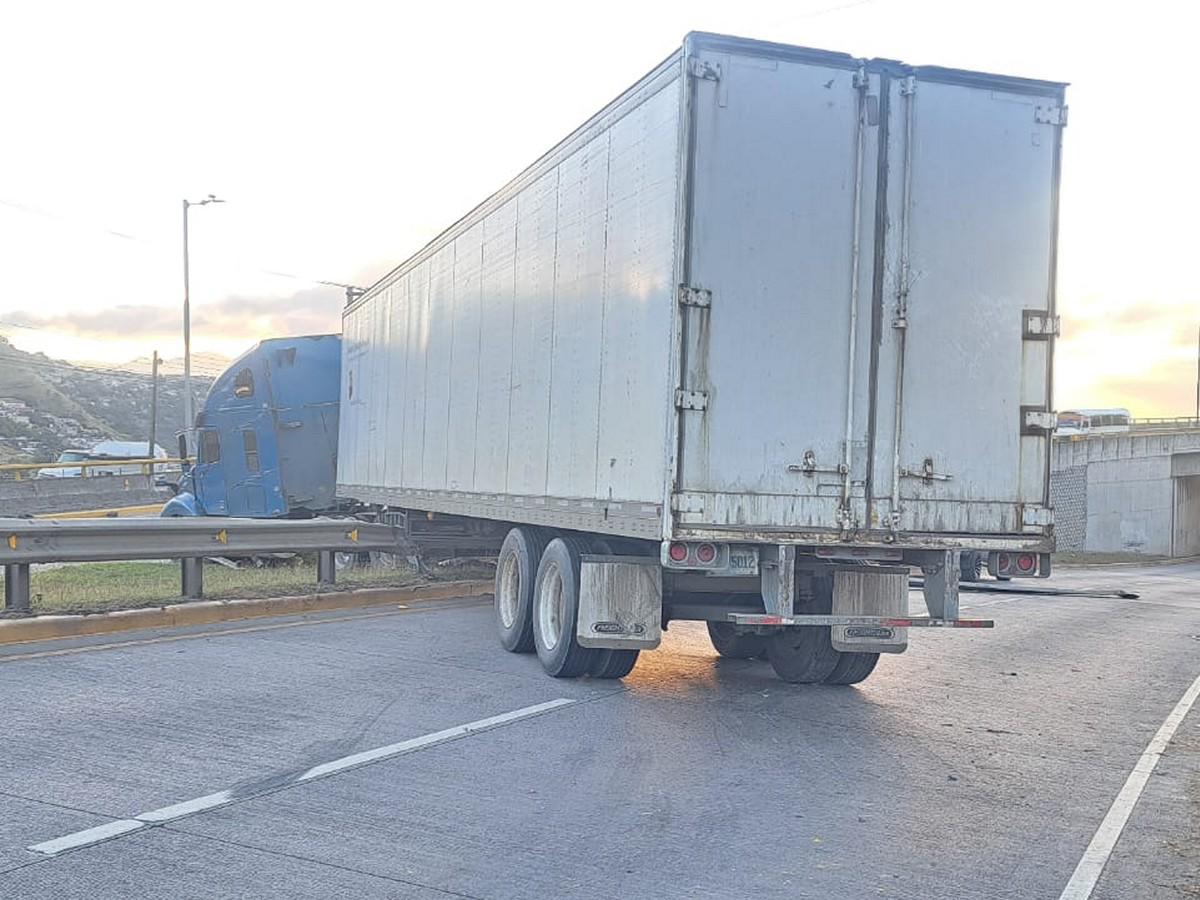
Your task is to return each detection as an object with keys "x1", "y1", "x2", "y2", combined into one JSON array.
[{"x1": 163, "y1": 334, "x2": 341, "y2": 518}]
